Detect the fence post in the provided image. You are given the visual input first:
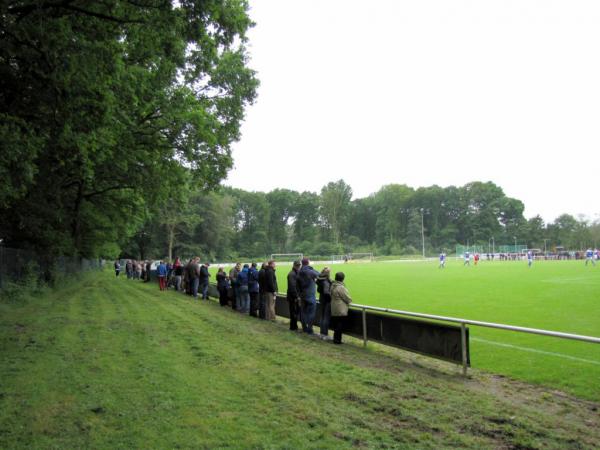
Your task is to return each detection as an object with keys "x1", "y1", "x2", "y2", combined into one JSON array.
[
  {"x1": 0, "y1": 241, "x2": 3, "y2": 289},
  {"x1": 461, "y1": 322, "x2": 468, "y2": 376},
  {"x1": 362, "y1": 307, "x2": 368, "y2": 347}
]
